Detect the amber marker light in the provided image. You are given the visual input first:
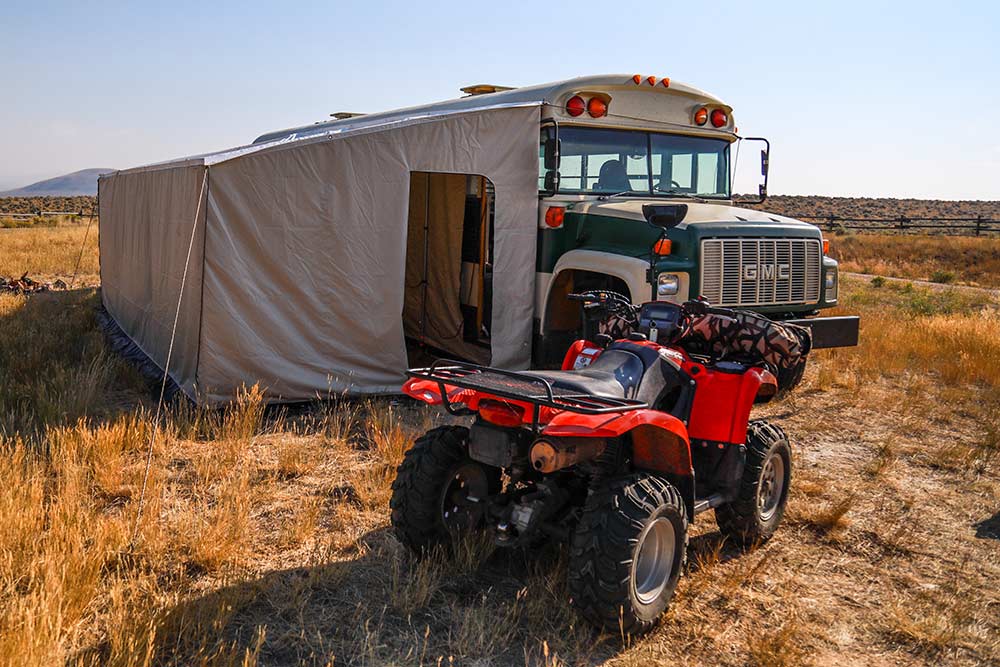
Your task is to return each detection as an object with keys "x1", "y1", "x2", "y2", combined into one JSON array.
[
  {"x1": 545, "y1": 206, "x2": 565, "y2": 228},
  {"x1": 653, "y1": 238, "x2": 673, "y2": 255},
  {"x1": 823, "y1": 239, "x2": 831, "y2": 254},
  {"x1": 632, "y1": 74, "x2": 642, "y2": 84},
  {"x1": 661, "y1": 77, "x2": 671, "y2": 87},
  {"x1": 694, "y1": 107, "x2": 708, "y2": 125}
]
